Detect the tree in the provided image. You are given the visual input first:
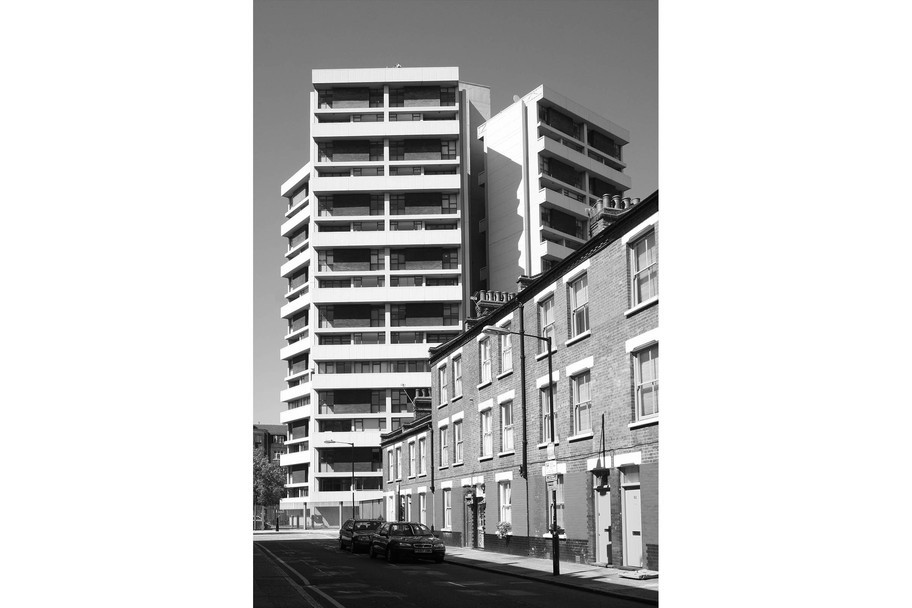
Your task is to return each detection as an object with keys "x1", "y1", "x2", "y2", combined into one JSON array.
[{"x1": 253, "y1": 448, "x2": 285, "y2": 530}]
